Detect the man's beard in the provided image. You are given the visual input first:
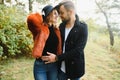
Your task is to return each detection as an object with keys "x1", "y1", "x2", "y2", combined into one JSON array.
[{"x1": 62, "y1": 18, "x2": 70, "y2": 24}]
